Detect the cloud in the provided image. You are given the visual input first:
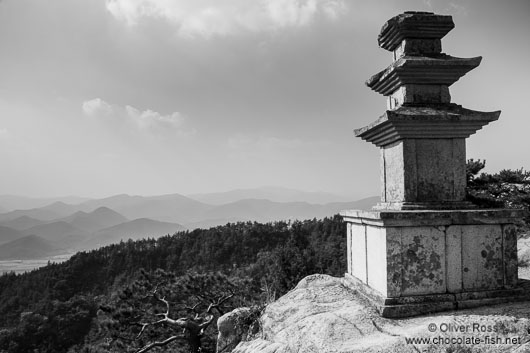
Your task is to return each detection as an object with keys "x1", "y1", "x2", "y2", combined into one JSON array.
[
  {"x1": 105, "y1": 0, "x2": 348, "y2": 38},
  {"x1": 125, "y1": 105, "x2": 184, "y2": 130},
  {"x1": 82, "y1": 98, "x2": 112, "y2": 117},
  {"x1": 82, "y1": 98, "x2": 192, "y2": 135},
  {"x1": 447, "y1": 2, "x2": 468, "y2": 16}
]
